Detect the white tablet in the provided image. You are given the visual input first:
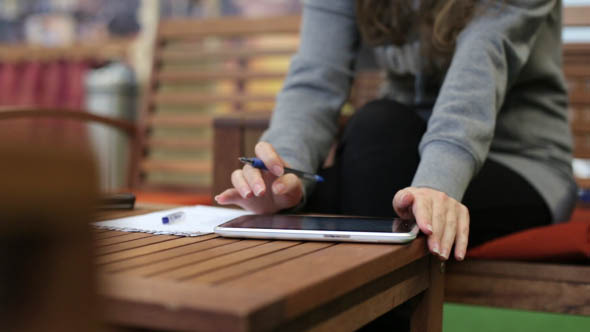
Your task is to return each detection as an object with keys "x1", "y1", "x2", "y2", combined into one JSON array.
[{"x1": 214, "y1": 215, "x2": 419, "y2": 243}]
